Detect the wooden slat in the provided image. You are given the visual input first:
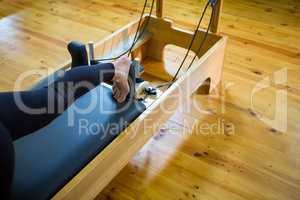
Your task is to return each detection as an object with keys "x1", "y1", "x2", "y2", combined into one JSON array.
[
  {"x1": 156, "y1": 0, "x2": 163, "y2": 18},
  {"x1": 211, "y1": 0, "x2": 223, "y2": 33}
]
